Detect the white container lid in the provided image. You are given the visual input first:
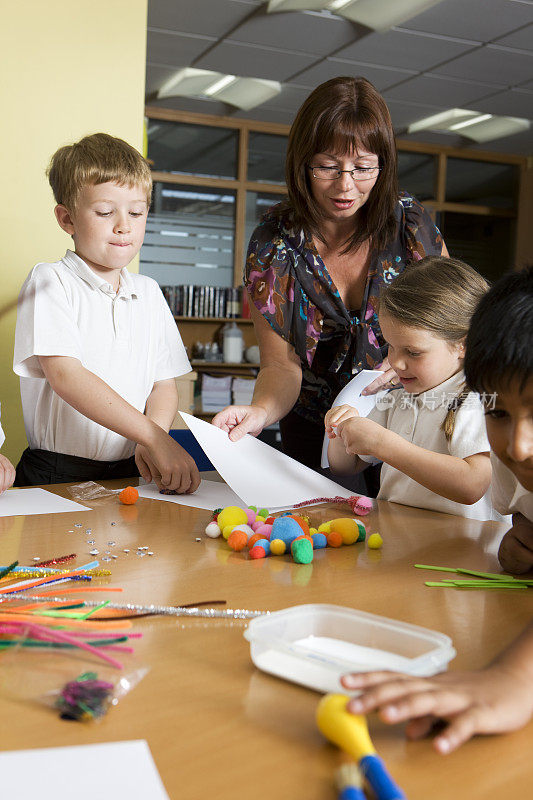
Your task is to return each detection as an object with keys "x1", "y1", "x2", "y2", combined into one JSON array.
[{"x1": 244, "y1": 604, "x2": 456, "y2": 694}]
